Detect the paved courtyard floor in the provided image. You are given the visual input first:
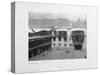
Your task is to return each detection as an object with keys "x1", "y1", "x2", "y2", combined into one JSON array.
[{"x1": 30, "y1": 48, "x2": 87, "y2": 61}]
